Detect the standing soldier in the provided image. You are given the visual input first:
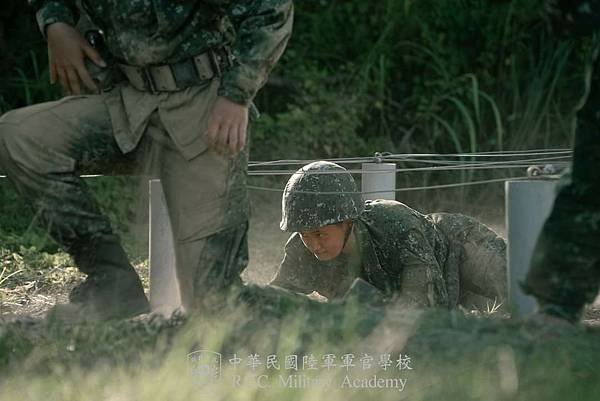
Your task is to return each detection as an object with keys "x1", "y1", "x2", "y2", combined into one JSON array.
[
  {"x1": 523, "y1": 0, "x2": 600, "y2": 324},
  {"x1": 0, "y1": 0, "x2": 294, "y2": 320},
  {"x1": 269, "y1": 161, "x2": 508, "y2": 311}
]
